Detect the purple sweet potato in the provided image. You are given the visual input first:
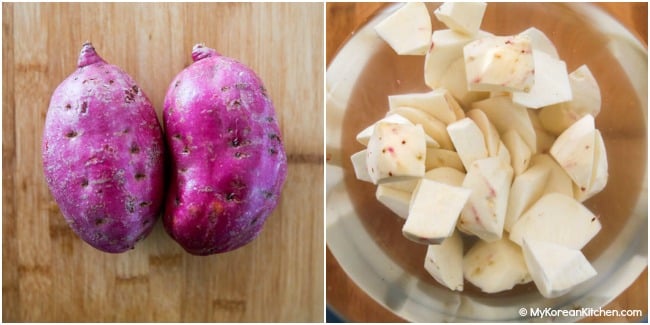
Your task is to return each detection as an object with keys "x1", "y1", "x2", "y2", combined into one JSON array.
[
  {"x1": 42, "y1": 42, "x2": 165, "y2": 253},
  {"x1": 163, "y1": 44, "x2": 287, "y2": 255}
]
